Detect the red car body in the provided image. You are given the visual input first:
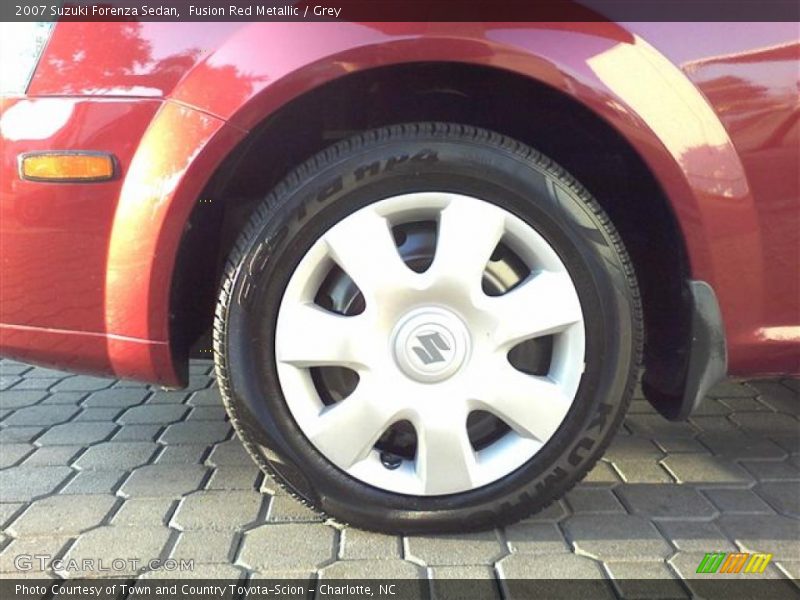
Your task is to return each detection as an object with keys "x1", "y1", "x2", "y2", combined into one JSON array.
[{"x1": 1, "y1": 22, "x2": 798, "y2": 407}]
